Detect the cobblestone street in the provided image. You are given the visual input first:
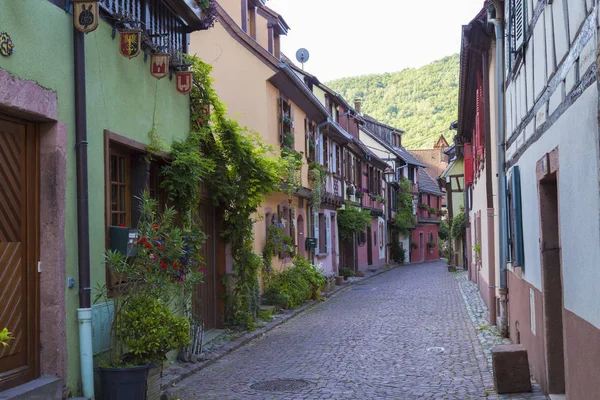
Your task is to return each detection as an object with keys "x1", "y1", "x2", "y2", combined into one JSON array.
[{"x1": 167, "y1": 261, "x2": 545, "y2": 400}]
